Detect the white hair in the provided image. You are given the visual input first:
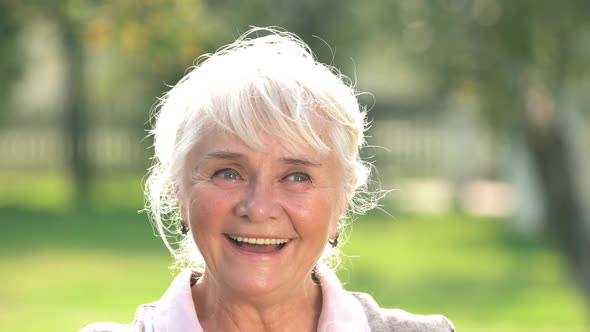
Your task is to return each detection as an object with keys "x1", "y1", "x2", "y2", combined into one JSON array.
[{"x1": 145, "y1": 27, "x2": 380, "y2": 271}]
